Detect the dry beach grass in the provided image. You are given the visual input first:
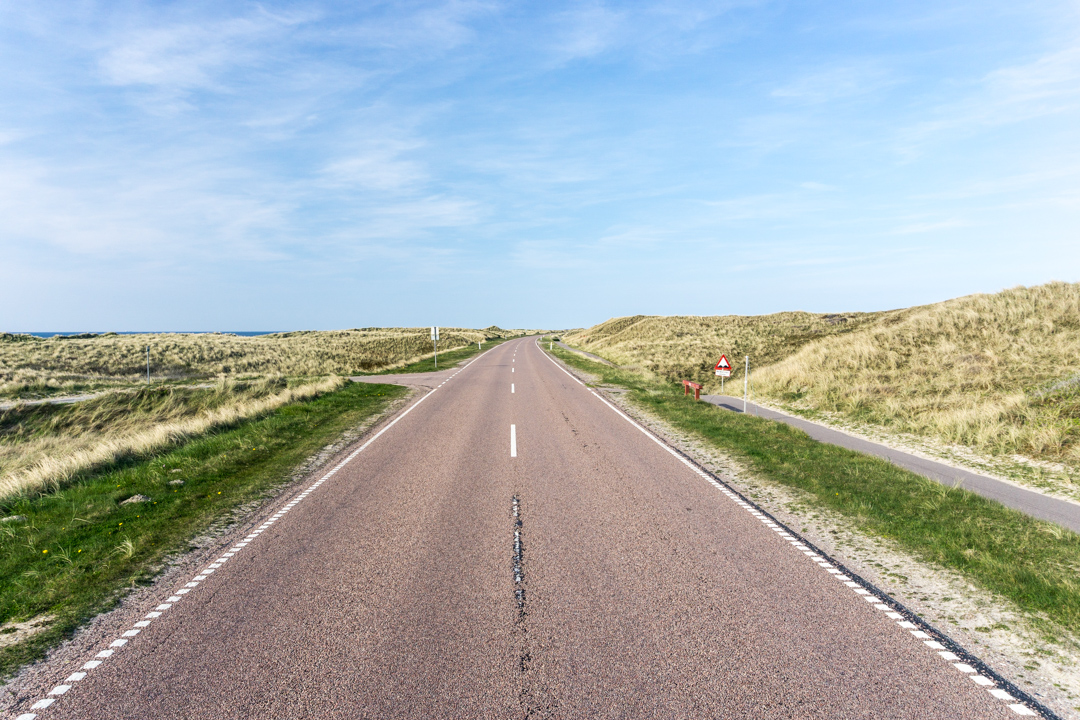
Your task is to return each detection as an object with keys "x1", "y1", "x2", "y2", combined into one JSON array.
[
  {"x1": 0, "y1": 327, "x2": 499, "y2": 398},
  {"x1": 0, "y1": 327, "x2": 510, "y2": 500},
  {"x1": 0, "y1": 377, "x2": 344, "y2": 500}
]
